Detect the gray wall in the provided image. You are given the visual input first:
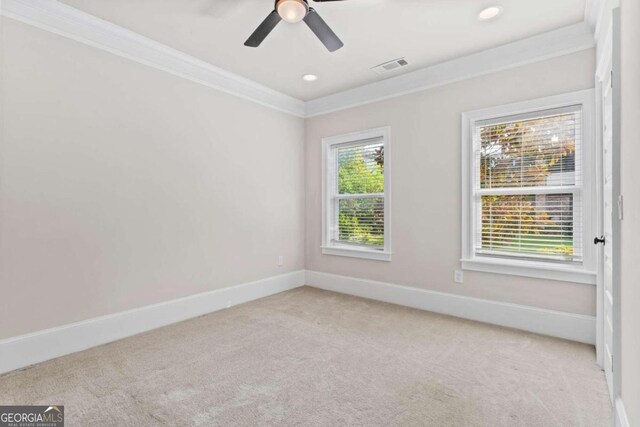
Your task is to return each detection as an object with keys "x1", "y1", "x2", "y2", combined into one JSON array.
[
  {"x1": 305, "y1": 49, "x2": 597, "y2": 315},
  {"x1": 0, "y1": 14, "x2": 606, "y2": 344},
  {"x1": 0, "y1": 19, "x2": 305, "y2": 338}
]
